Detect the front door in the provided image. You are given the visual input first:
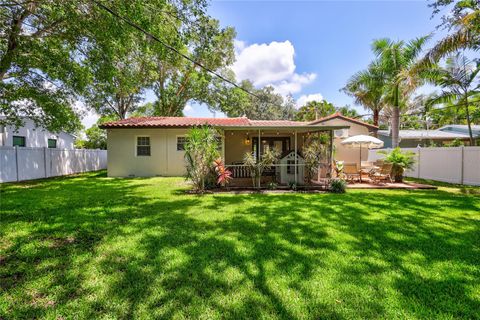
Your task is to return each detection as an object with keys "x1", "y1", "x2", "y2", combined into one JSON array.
[{"x1": 252, "y1": 137, "x2": 290, "y2": 159}]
